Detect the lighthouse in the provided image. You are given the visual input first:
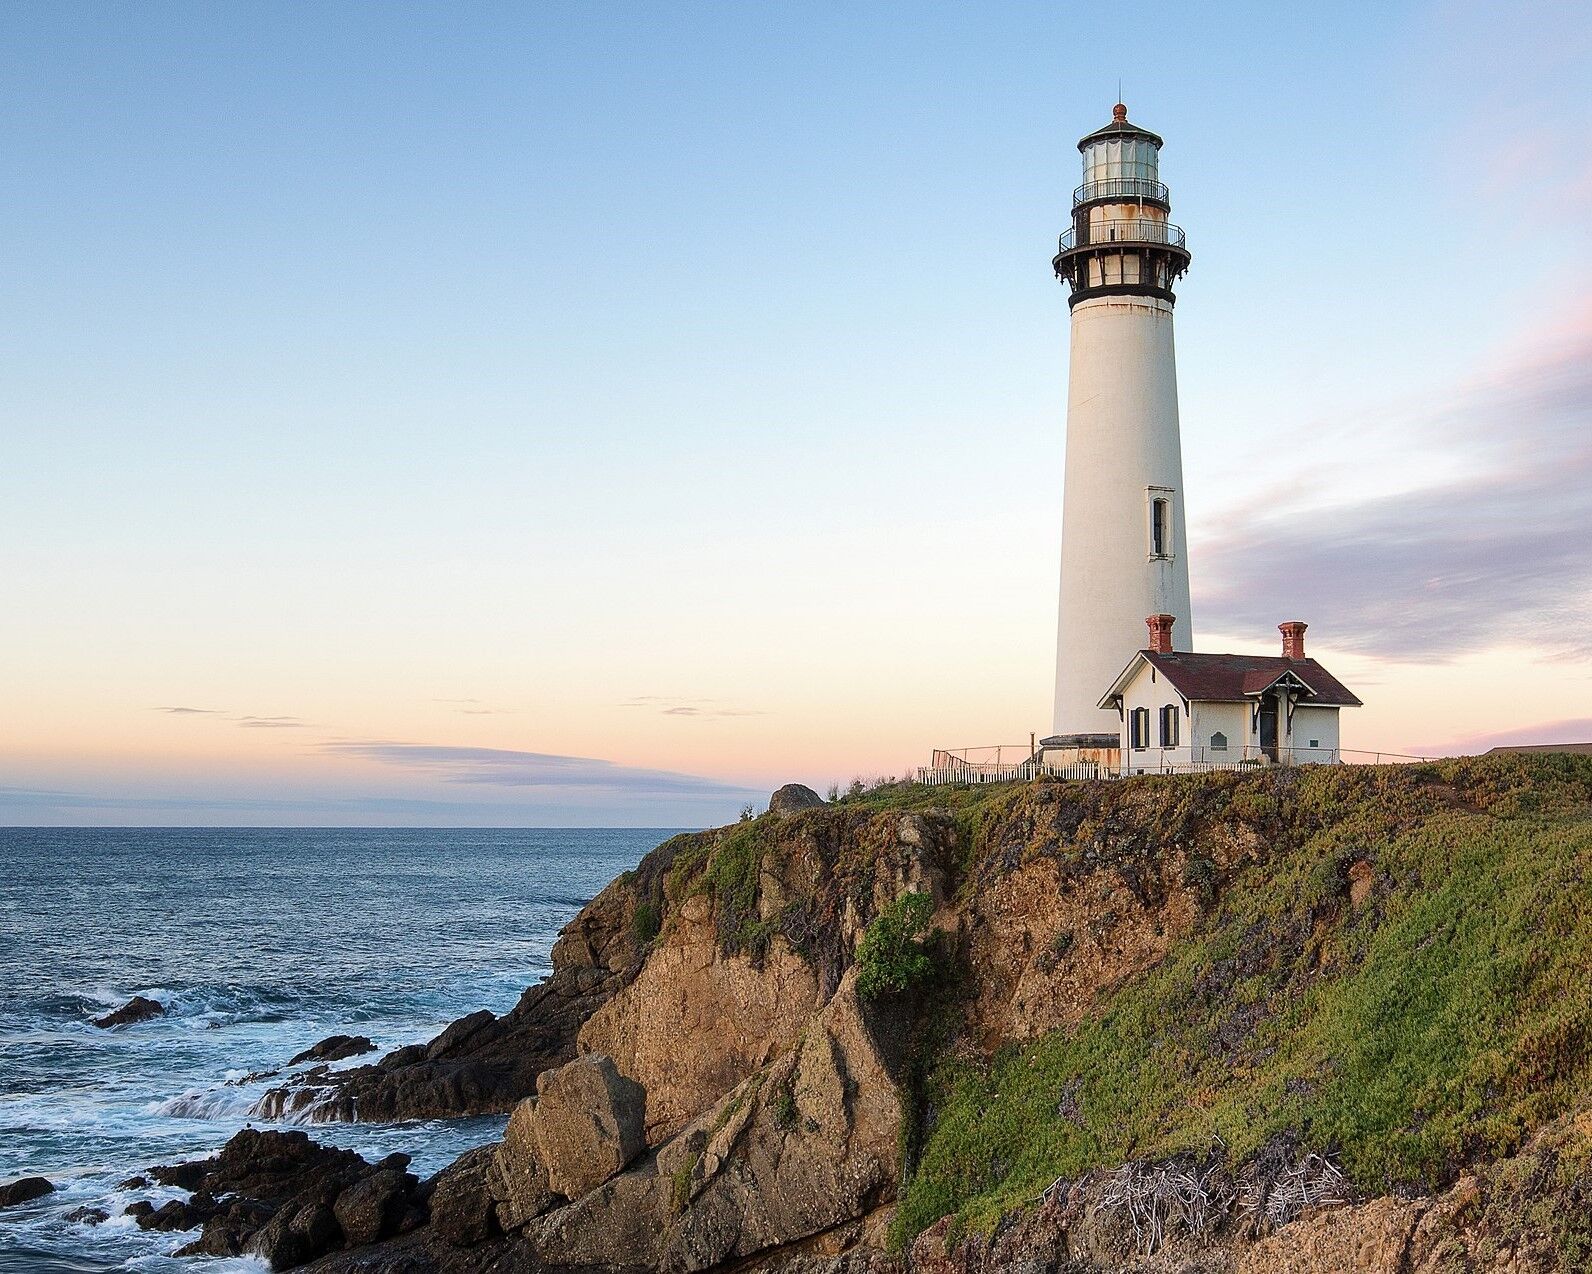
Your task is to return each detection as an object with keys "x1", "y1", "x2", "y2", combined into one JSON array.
[{"x1": 1048, "y1": 103, "x2": 1193, "y2": 752}]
